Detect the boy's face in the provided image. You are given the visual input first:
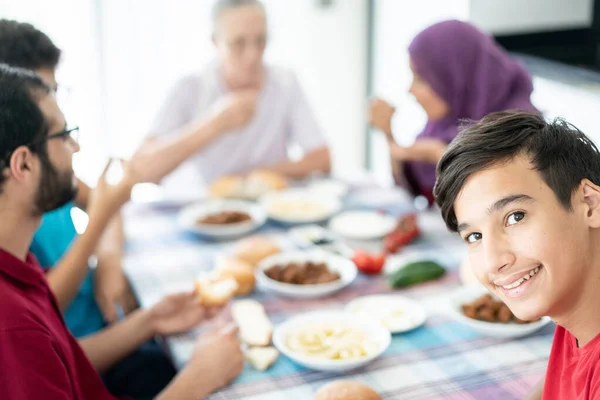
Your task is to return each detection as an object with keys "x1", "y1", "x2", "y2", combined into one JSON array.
[{"x1": 454, "y1": 155, "x2": 597, "y2": 321}]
